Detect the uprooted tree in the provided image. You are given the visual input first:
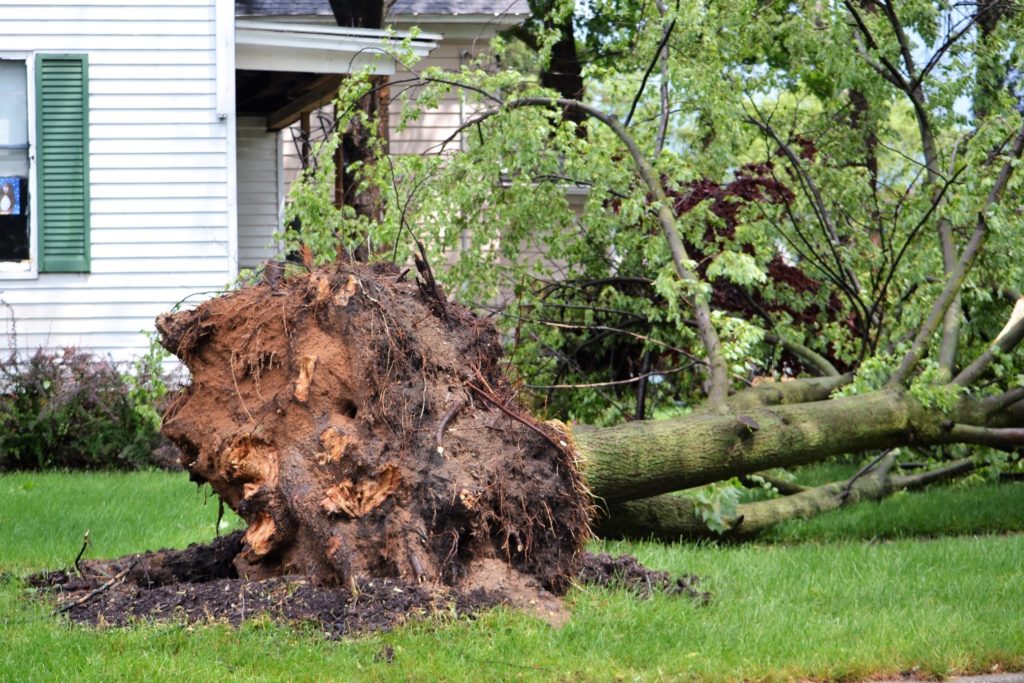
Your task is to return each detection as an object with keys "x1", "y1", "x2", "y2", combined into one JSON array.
[{"x1": 158, "y1": 0, "x2": 1024, "y2": 594}]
